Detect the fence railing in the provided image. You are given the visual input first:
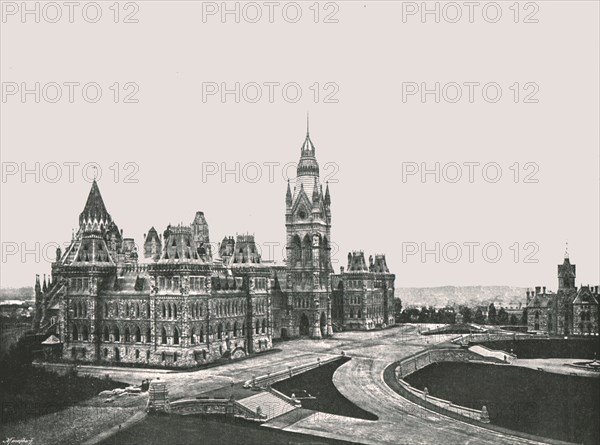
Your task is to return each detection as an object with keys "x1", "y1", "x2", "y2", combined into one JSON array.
[
  {"x1": 244, "y1": 355, "x2": 343, "y2": 388},
  {"x1": 169, "y1": 397, "x2": 266, "y2": 421},
  {"x1": 394, "y1": 348, "x2": 491, "y2": 423},
  {"x1": 395, "y1": 348, "x2": 484, "y2": 379},
  {"x1": 266, "y1": 386, "x2": 302, "y2": 407},
  {"x1": 453, "y1": 332, "x2": 539, "y2": 345}
]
